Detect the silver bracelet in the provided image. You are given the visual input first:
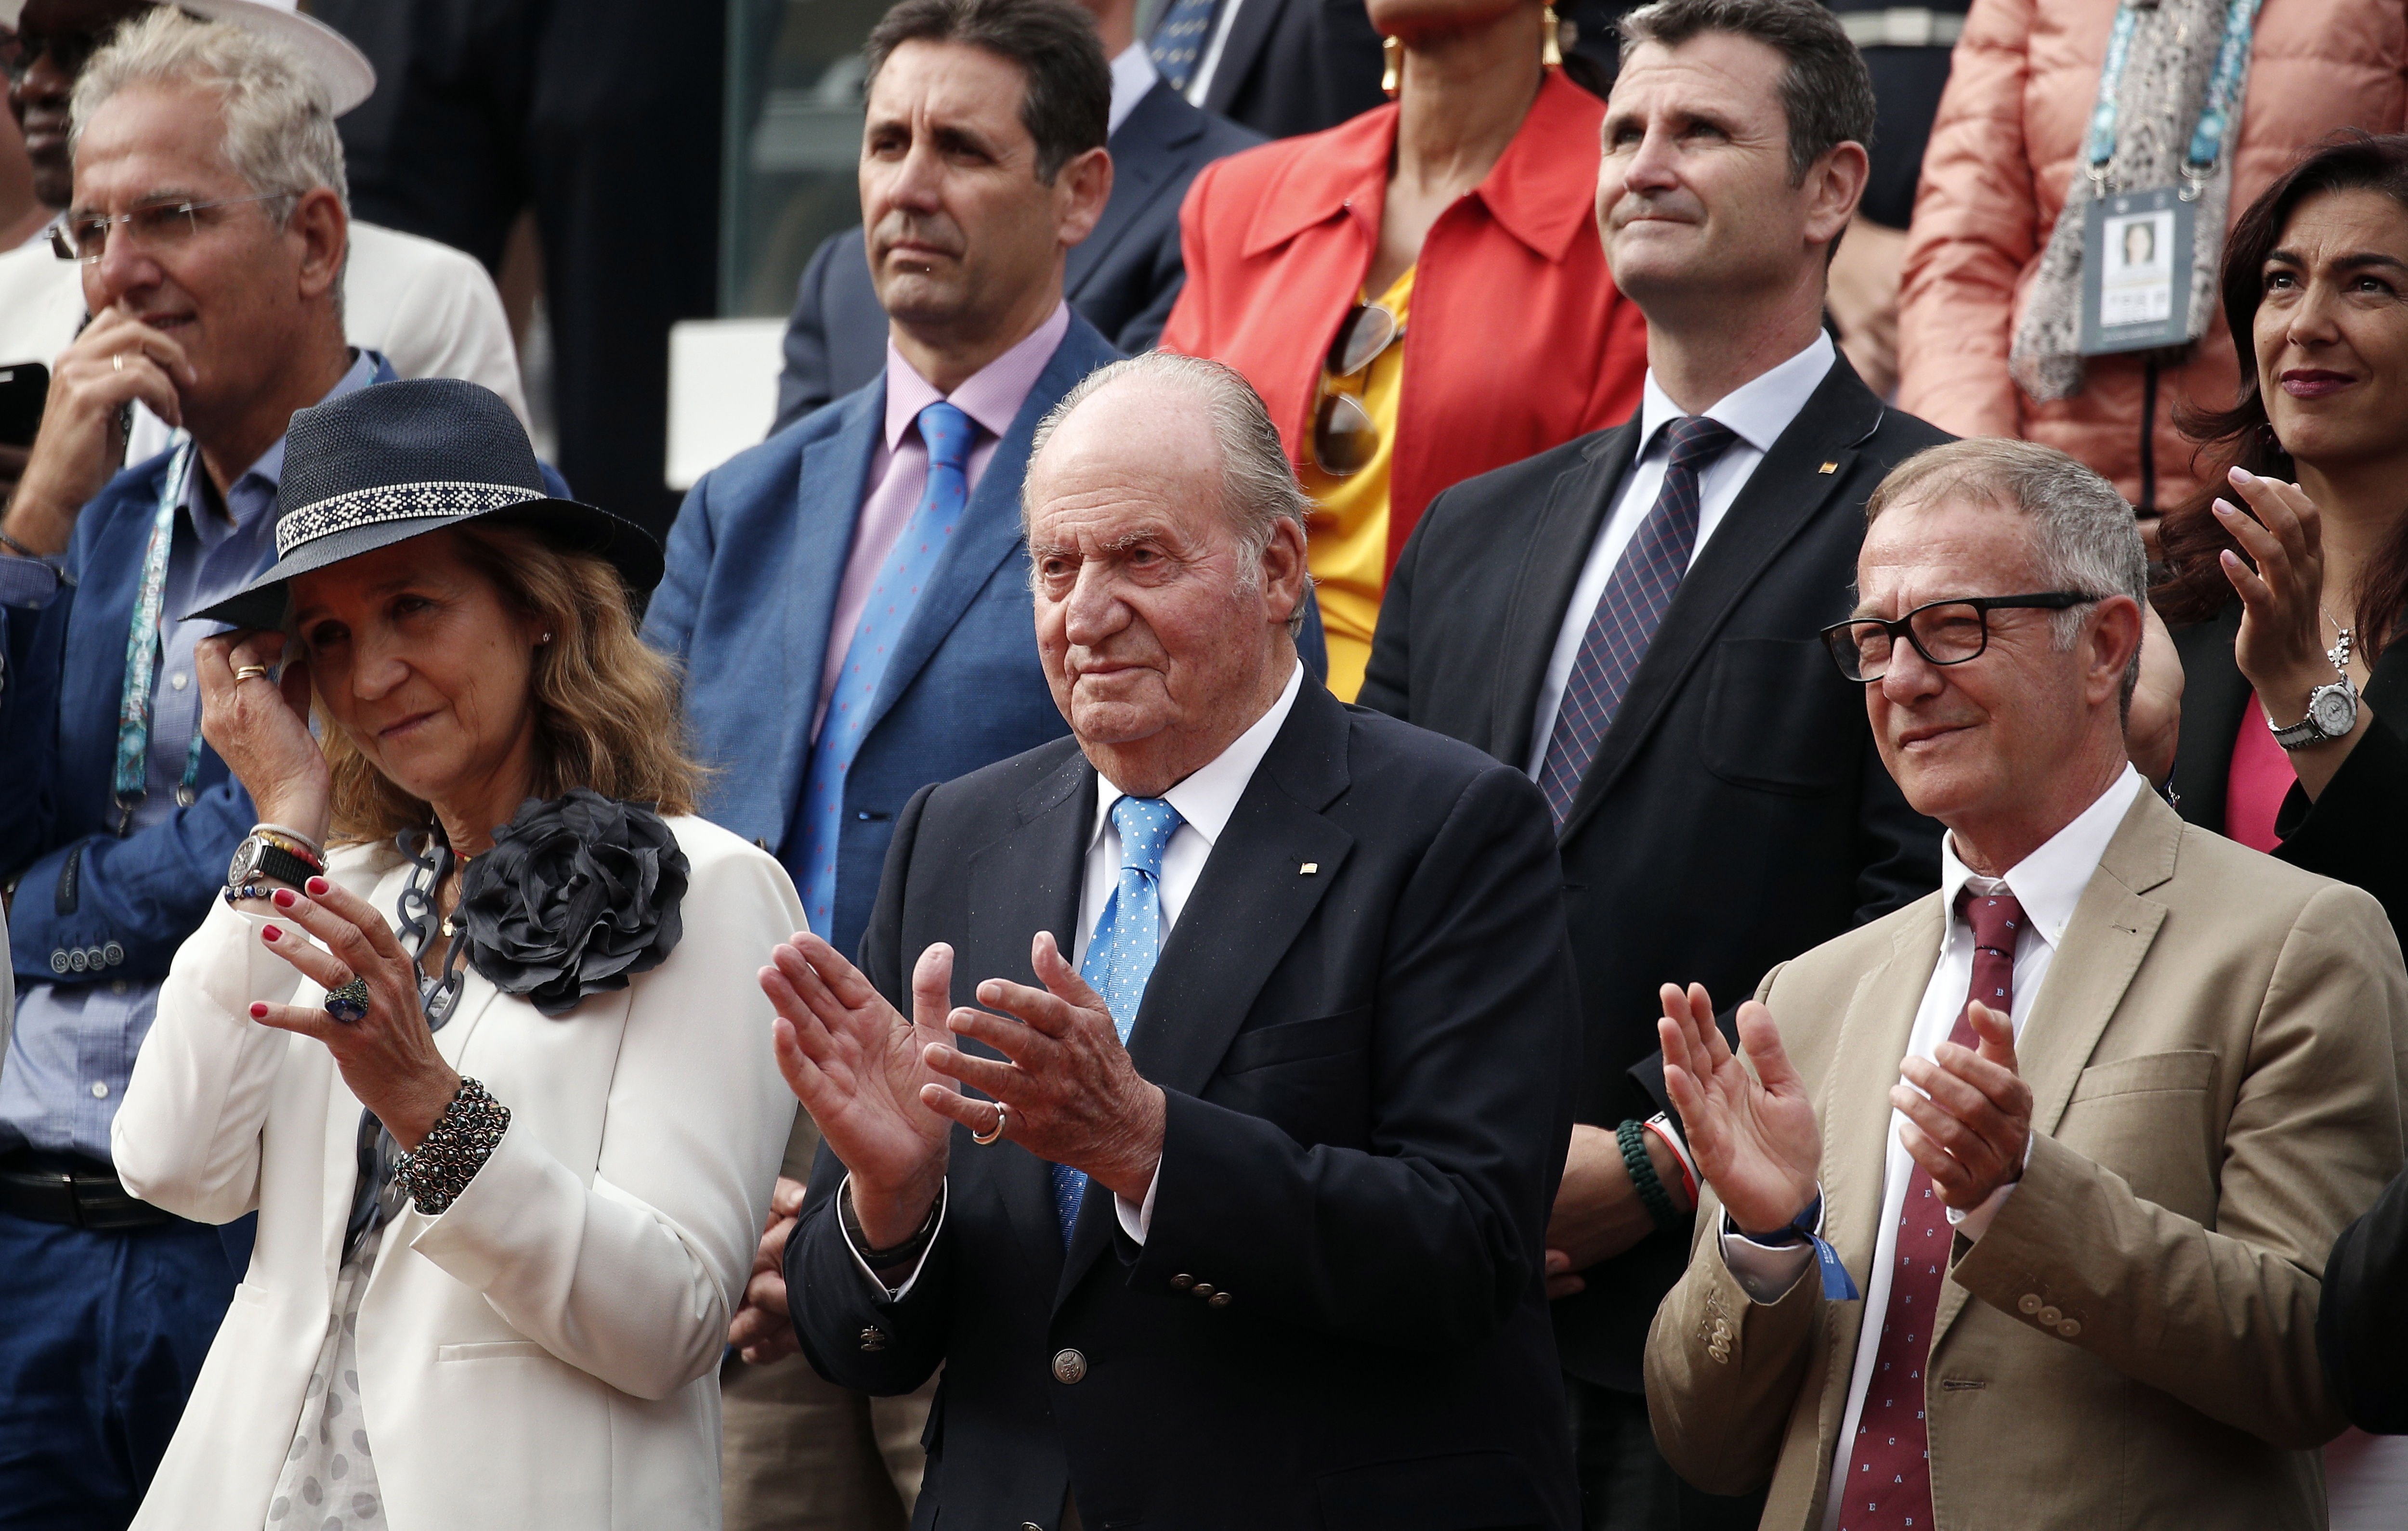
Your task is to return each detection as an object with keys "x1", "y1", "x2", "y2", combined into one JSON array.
[
  {"x1": 250, "y1": 821, "x2": 328, "y2": 865},
  {"x1": 393, "y1": 1076, "x2": 510, "y2": 1216}
]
